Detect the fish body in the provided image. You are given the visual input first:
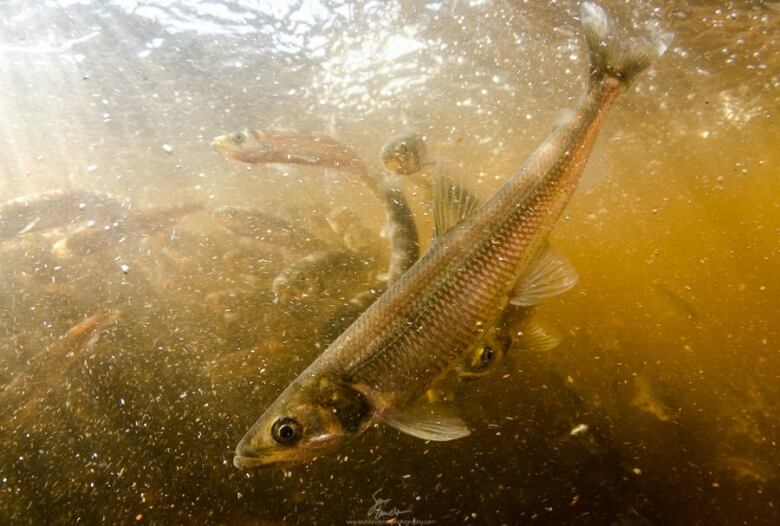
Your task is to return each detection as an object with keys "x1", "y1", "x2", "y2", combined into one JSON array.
[
  {"x1": 0, "y1": 189, "x2": 128, "y2": 241},
  {"x1": 214, "y1": 206, "x2": 332, "y2": 254},
  {"x1": 51, "y1": 203, "x2": 201, "y2": 258},
  {"x1": 234, "y1": 3, "x2": 672, "y2": 468},
  {"x1": 271, "y1": 249, "x2": 372, "y2": 303},
  {"x1": 212, "y1": 129, "x2": 368, "y2": 180}
]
